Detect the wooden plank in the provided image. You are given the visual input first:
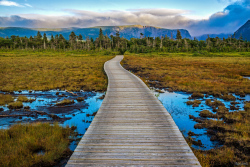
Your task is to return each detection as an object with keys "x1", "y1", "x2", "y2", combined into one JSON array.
[{"x1": 66, "y1": 55, "x2": 201, "y2": 166}]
